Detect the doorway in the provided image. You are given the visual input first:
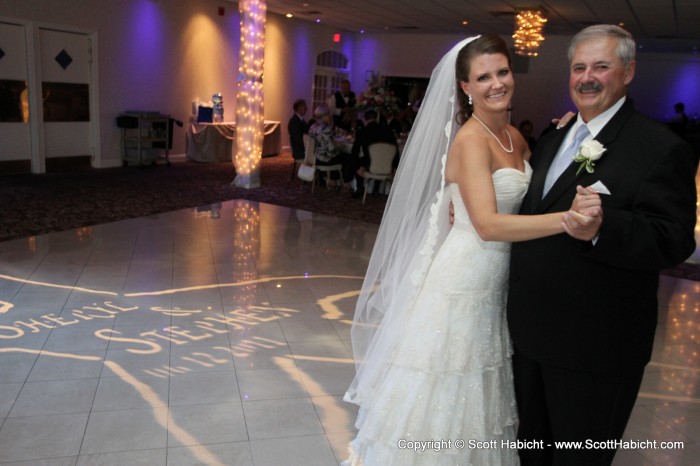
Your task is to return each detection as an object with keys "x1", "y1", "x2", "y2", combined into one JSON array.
[{"x1": 0, "y1": 20, "x2": 98, "y2": 173}]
